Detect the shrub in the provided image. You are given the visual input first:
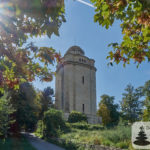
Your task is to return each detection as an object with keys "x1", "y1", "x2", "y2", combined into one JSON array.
[
  {"x1": 49, "y1": 138, "x2": 78, "y2": 150},
  {"x1": 68, "y1": 111, "x2": 87, "y2": 123},
  {"x1": 116, "y1": 141, "x2": 129, "y2": 149},
  {"x1": 118, "y1": 117, "x2": 128, "y2": 126},
  {"x1": 35, "y1": 120, "x2": 44, "y2": 138},
  {"x1": 88, "y1": 124, "x2": 104, "y2": 130},
  {"x1": 69, "y1": 122, "x2": 104, "y2": 130},
  {"x1": 103, "y1": 140, "x2": 111, "y2": 146},
  {"x1": 70, "y1": 122, "x2": 89, "y2": 130},
  {"x1": 43, "y1": 108, "x2": 66, "y2": 138}
]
